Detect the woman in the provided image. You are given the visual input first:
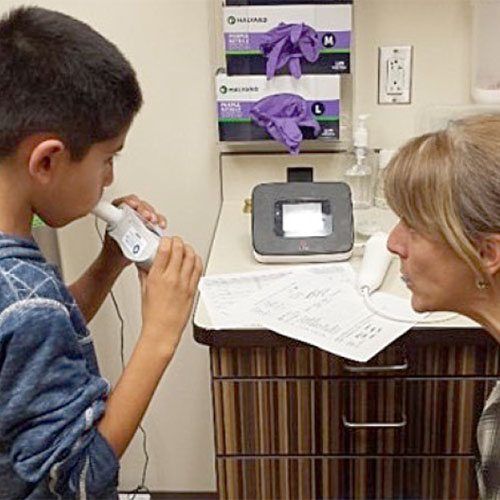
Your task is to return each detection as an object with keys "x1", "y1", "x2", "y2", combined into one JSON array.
[{"x1": 384, "y1": 113, "x2": 500, "y2": 499}]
